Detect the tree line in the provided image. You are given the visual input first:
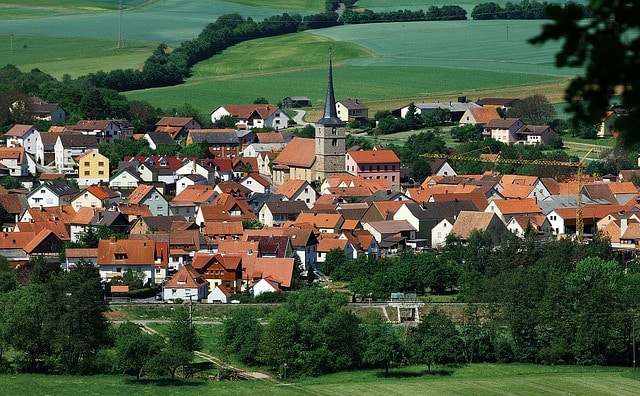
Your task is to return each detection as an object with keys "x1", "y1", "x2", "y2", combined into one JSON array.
[
  {"x1": 315, "y1": 231, "x2": 640, "y2": 368},
  {"x1": 471, "y1": 1, "x2": 590, "y2": 20},
  {"x1": 0, "y1": 257, "x2": 199, "y2": 378}
]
